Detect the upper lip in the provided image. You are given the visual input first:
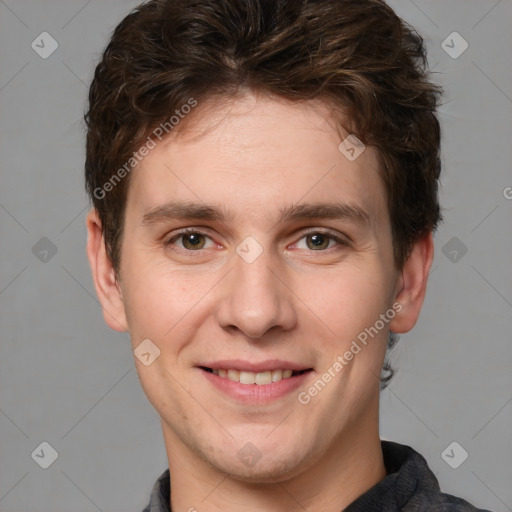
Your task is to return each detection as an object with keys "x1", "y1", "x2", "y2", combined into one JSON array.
[{"x1": 199, "y1": 359, "x2": 312, "y2": 373}]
